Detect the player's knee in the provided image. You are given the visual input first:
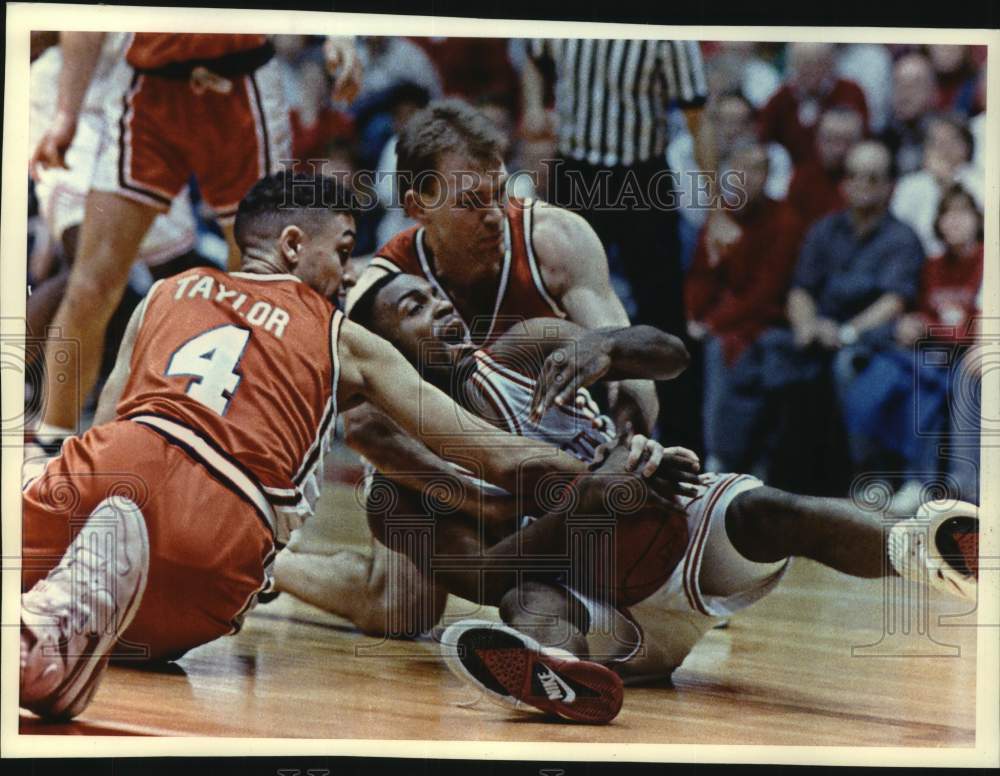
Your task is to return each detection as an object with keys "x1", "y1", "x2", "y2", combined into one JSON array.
[
  {"x1": 727, "y1": 486, "x2": 807, "y2": 559},
  {"x1": 727, "y1": 487, "x2": 791, "y2": 540},
  {"x1": 498, "y1": 581, "x2": 556, "y2": 624},
  {"x1": 62, "y1": 264, "x2": 132, "y2": 315}
]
